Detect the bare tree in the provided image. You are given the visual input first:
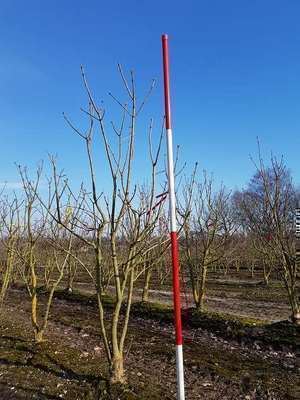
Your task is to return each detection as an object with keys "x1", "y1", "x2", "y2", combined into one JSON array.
[
  {"x1": 43, "y1": 65, "x2": 166, "y2": 385},
  {"x1": 0, "y1": 194, "x2": 22, "y2": 307},
  {"x1": 180, "y1": 172, "x2": 235, "y2": 311},
  {"x1": 138, "y1": 205, "x2": 170, "y2": 302},
  {"x1": 233, "y1": 155, "x2": 299, "y2": 324},
  {"x1": 17, "y1": 166, "x2": 77, "y2": 342}
]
